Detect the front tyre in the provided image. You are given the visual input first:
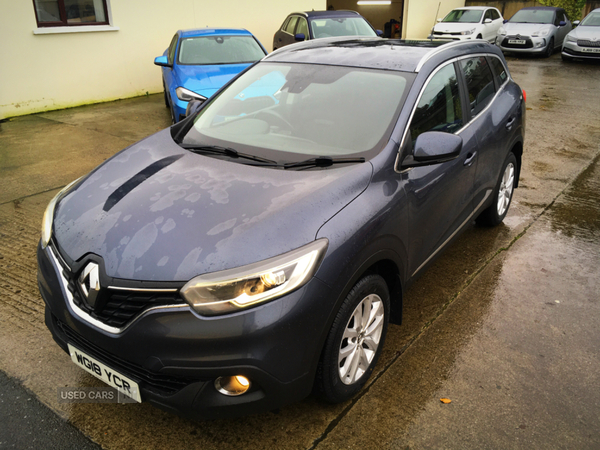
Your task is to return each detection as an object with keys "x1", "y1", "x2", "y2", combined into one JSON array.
[
  {"x1": 316, "y1": 274, "x2": 390, "y2": 403},
  {"x1": 544, "y1": 37, "x2": 554, "y2": 58},
  {"x1": 476, "y1": 152, "x2": 517, "y2": 226}
]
